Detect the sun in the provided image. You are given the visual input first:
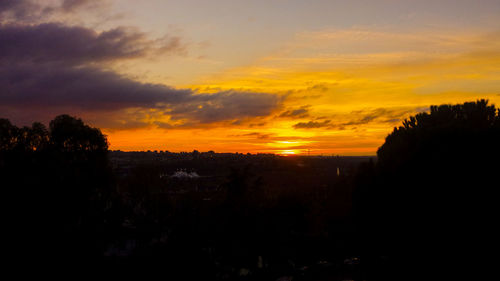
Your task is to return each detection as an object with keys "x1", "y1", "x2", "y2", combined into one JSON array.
[{"x1": 279, "y1": 150, "x2": 298, "y2": 156}]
